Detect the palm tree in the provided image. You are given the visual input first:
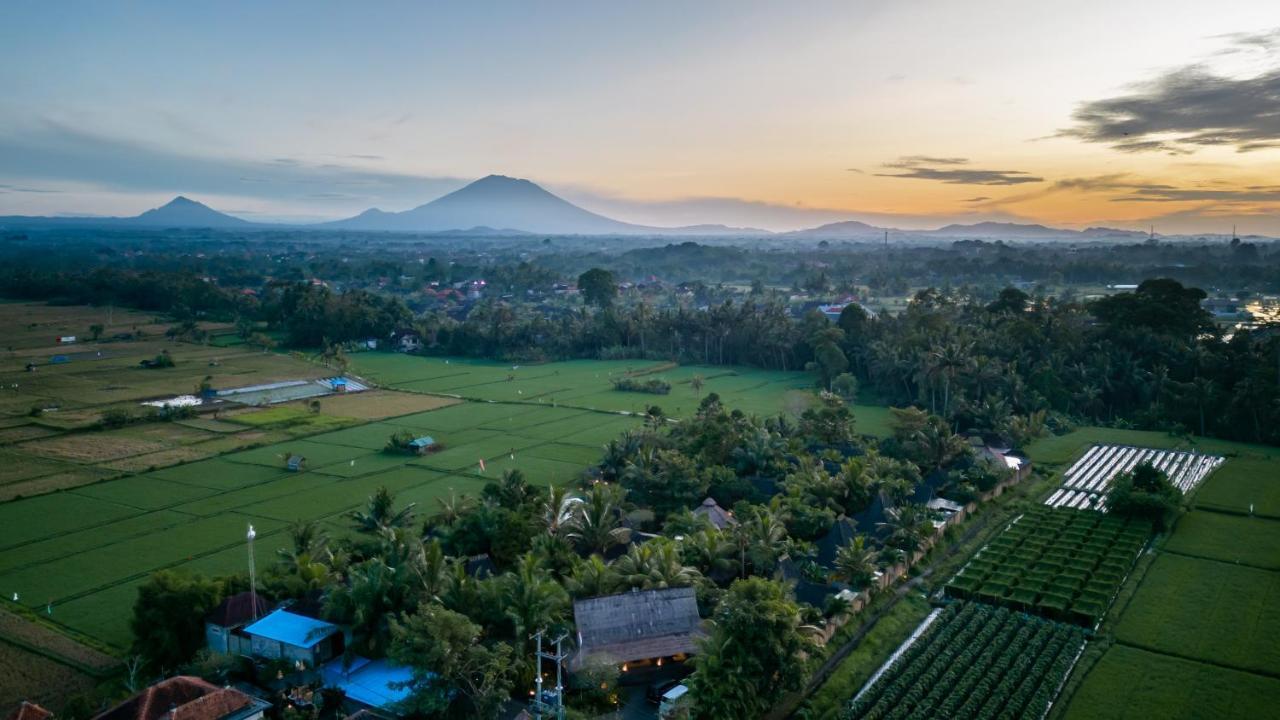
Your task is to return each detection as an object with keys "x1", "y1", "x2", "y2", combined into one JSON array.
[
  {"x1": 612, "y1": 539, "x2": 702, "y2": 590},
  {"x1": 913, "y1": 417, "x2": 968, "y2": 472},
  {"x1": 690, "y1": 374, "x2": 705, "y2": 399},
  {"x1": 877, "y1": 503, "x2": 934, "y2": 556},
  {"x1": 566, "y1": 483, "x2": 630, "y2": 555},
  {"x1": 542, "y1": 485, "x2": 581, "y2": 536},
  {"x1": 275, "y1": 520, "x2": 336, "y2": 591},
  {"x1": 351, "y1": 486, "x2": 416, "y2": 534},
  {"x1": 682, "y1": 529, "x2": 737, "y2": 580},
  {"x1": 490, "y1": 469, "x2": 535, "y2": 510},
  {"x1": 734, "y1": 507, "x2": 788, "y2": 577},
  {"x1": 325, "y1": 558, "x2": 413, "y2": 657},
  {"x1": 431, "y1": 490, "x2": 475, "y2": 529},
  {"x1": 832, "y1": 535, "x2": 877, "y2": 590},
  {"x1": 413, "y1": 537, "x2": 450, "y2": 604},
  {"x1": 565, "y1": 555, "x2": 619, "y2": 598},
  {"x1": 502, "y1": 554, "x2": 570, "y2": 646}
]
